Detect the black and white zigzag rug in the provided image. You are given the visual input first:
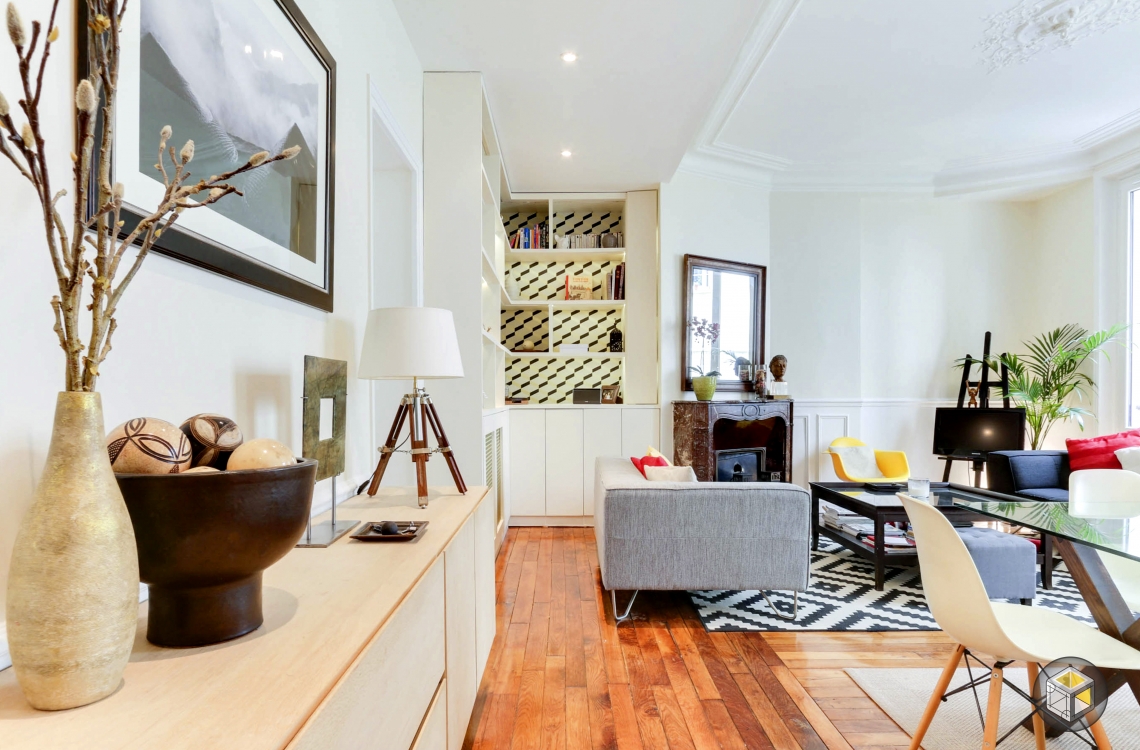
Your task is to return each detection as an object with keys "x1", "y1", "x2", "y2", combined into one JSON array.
[{"x1": 688, "y1": 539, "x2": 1098, "y2": 632}]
